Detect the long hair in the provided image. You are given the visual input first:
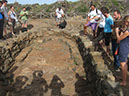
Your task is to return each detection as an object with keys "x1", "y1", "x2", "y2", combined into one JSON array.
[{"x1": 122, "y1": 15, "x2": 129, "y2": 29}]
